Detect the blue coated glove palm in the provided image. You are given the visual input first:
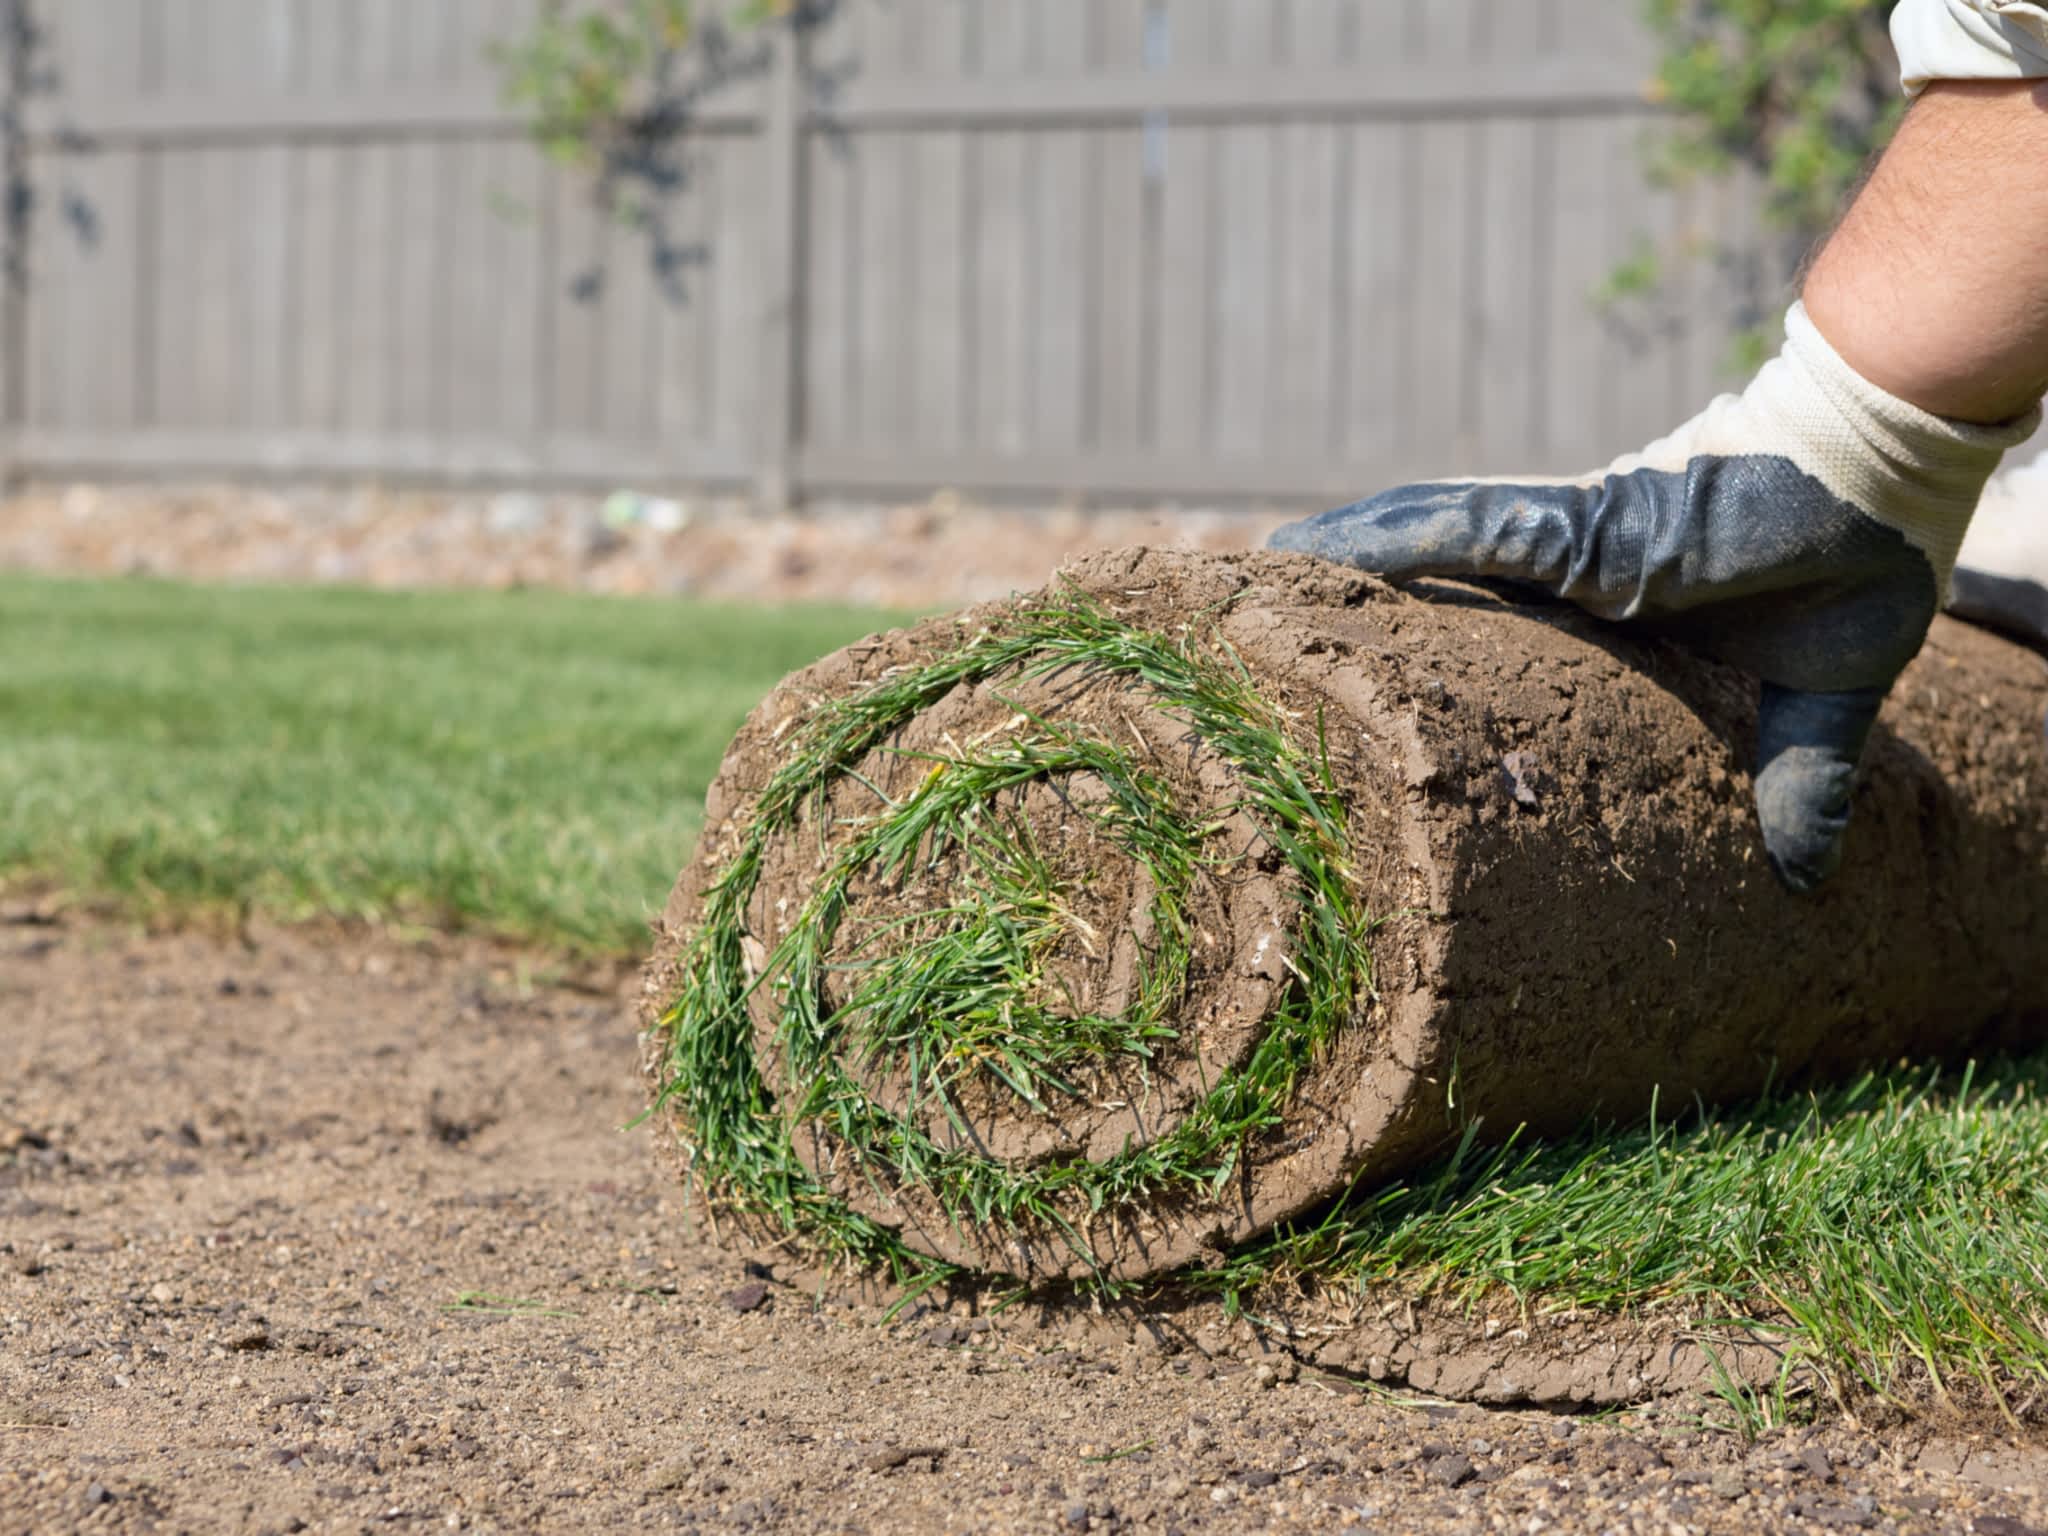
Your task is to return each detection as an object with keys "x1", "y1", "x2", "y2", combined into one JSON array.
[{"x1": 1271, "y1": 304, "x2": 2037, "y2": 891}]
